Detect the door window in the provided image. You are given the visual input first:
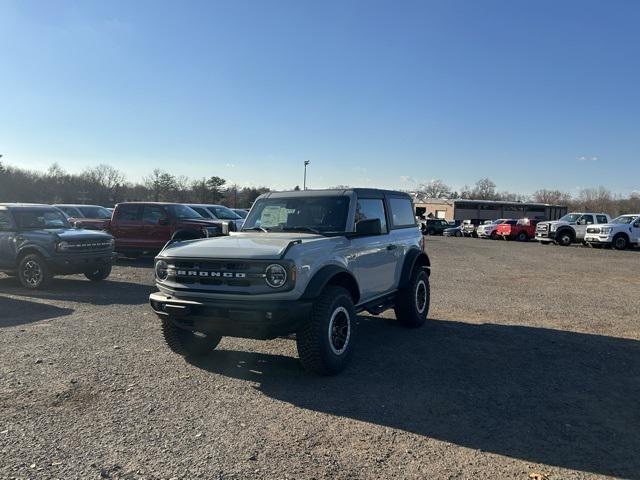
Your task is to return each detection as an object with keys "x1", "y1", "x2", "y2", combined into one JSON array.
[
  {"x1": 191, "y1": 207, "x2": 211, "y2": 218},
  {"x1": 115, "y1": 205, "x2": 141, "y2": 221},
  {"x1": 143, "y1": 206, "x2": 168, "y2": 225},
  {"x1": 596, "y1": 215, "x2": 608, "y2": 224},
  {"x1": 388, "y1": 197, "x2": 416, "y2": 228},
  {"x1": 579, "y1": 215, "x2": 594, "y2": 225},
  {"x1": 0, "y1": 210, "x2": 14, "y2": 230},
  {"x1": 355, "y1": 199, "x2": 388, "y2": 233}
]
